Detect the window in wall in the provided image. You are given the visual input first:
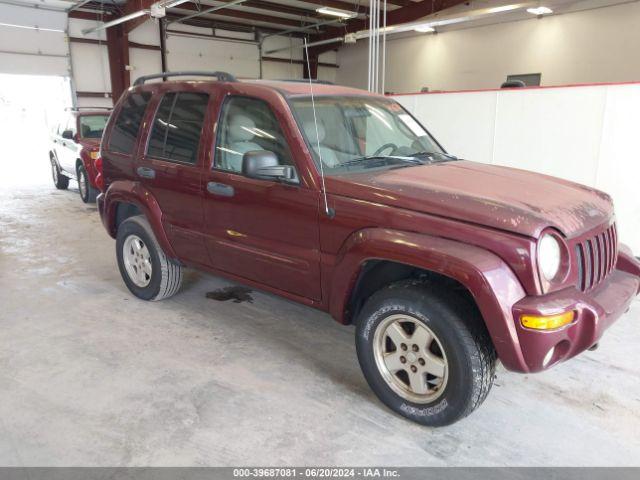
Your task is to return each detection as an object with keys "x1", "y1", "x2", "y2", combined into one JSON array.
[
  {"x1": 108, "y1": 92, "x2": 151, "y2": 155},
  {"x1": 214, "y1": 96, "x2": 293, "y2": 173},
  {"x1": 147, "y1": 92, "x2": 208, "y2": 164},
  {"x1": 506, "y1": 73, "x2": 541, "y2": 87}
]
